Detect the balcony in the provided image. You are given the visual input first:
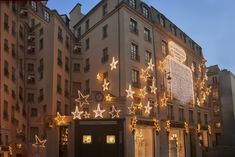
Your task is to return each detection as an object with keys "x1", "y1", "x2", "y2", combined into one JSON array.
[
  {"x1": 73, "y1": 46, "x2": 81, "y2": 55},
  {"x1": 27, "y1": 46, "x2": 35, "y2": 54},
  {"x1": 101, "y1": 55, "x2": 109, "y2": 63}
]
